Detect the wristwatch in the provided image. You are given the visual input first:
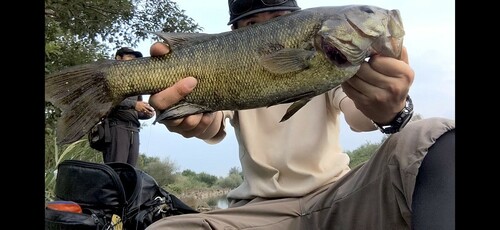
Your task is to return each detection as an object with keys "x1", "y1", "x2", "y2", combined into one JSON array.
[{"x1": 372, "y1": 95, "x2": 414, "y2": 134}]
